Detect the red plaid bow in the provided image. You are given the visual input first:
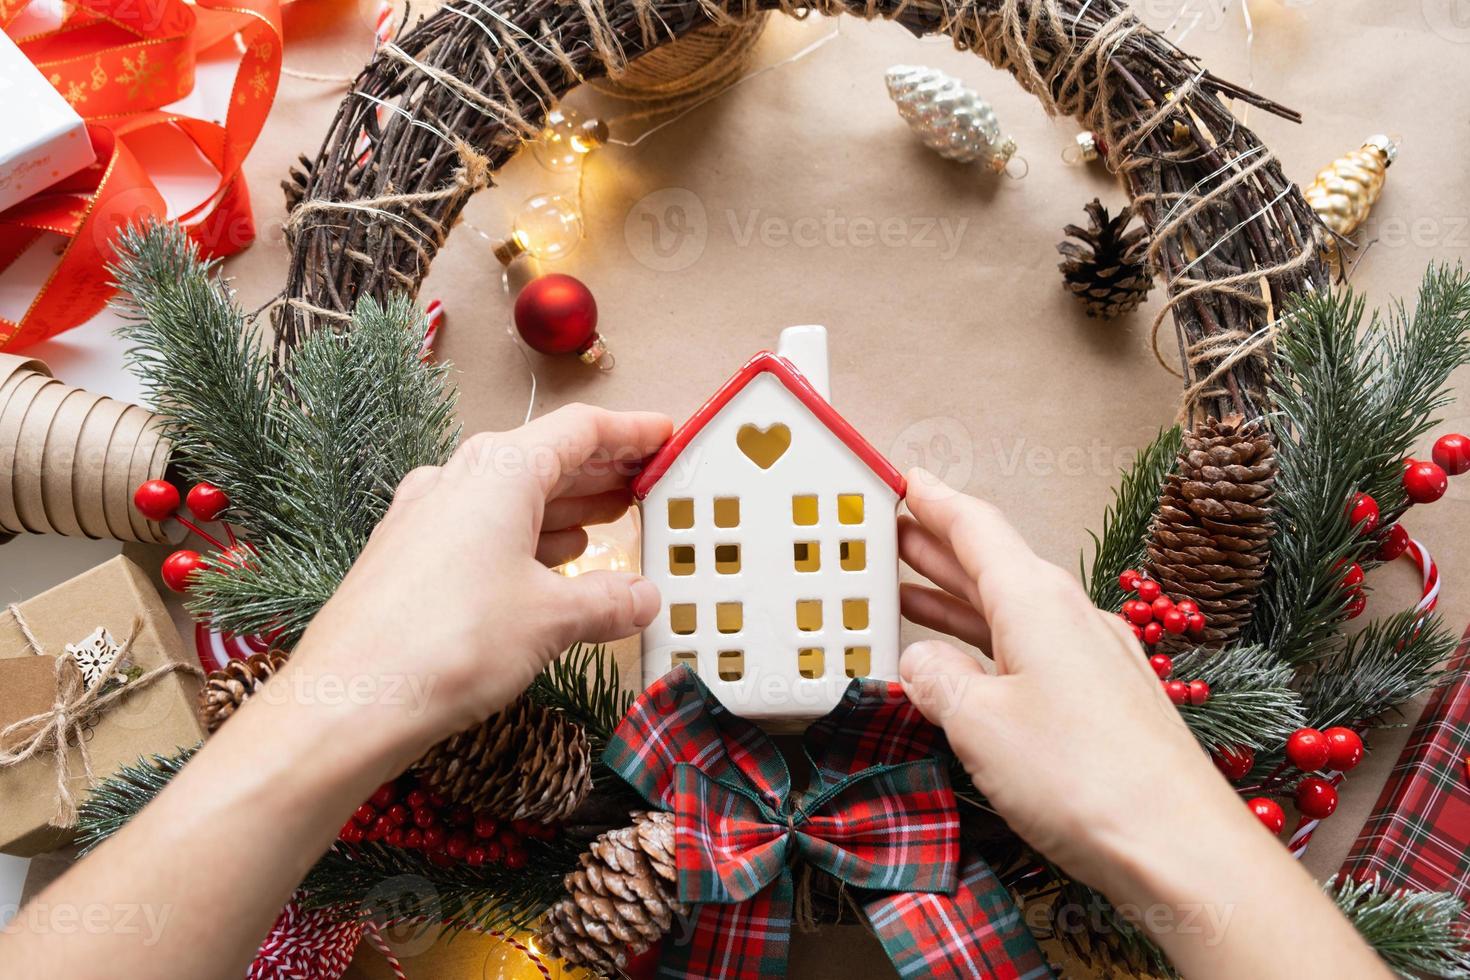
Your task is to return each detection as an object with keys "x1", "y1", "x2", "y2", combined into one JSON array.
[{"x1": 605, "y1": 666, "x2": 1052, "y2": 979}]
